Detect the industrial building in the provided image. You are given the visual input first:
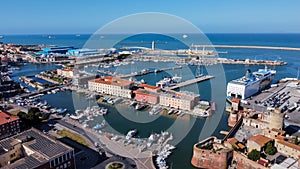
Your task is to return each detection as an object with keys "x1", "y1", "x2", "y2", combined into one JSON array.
[{"x1": 0, "y1": 128, "x2": 75, "y2": 169}]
